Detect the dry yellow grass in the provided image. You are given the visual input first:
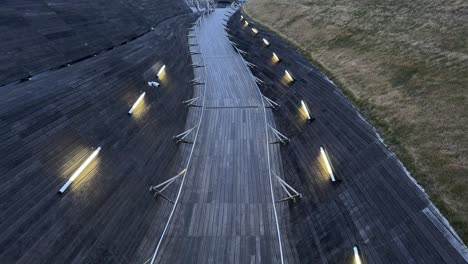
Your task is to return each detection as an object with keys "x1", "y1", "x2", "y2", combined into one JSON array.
[{"x1": 244, "y1": 0, "x2": 468, "y2": 242}]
